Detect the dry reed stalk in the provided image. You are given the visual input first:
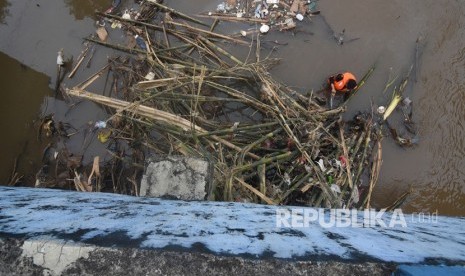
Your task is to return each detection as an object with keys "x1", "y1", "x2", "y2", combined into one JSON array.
[
  {"x1": 199, "y1": 36, "x2": 245, "y2": 65},
  {"x1": 196, "y1": 13, "x2": 268, "y2": 24},
  {"x1": 234, "y1": 177, "x2": 276, "y2": 205},
  {"x1": 365, "y1": 135, "x2": 383, "y2": 209},
  {"x1": 238, "y1": 129, "x2": 282, "y2": 163},
  {"x1": 258, "y1": 164, "x2": 266, "y2": 203},
  {"x1": 146, "y1": 1, "x2": 209, "y2": 26},
  {"x1": 77, "y1": 64, "x2": 110, "y2": 90},
  {"x1": 169, "y1": 21, "x2": 248, "y2": 45},
  {"x1": 353, "y1": 124, "x2": 372, "y2": 187},
  {"x1": 385, "y1": 189, "x2": 412, "y2": 211},
  {"x1": 338, "y1": 119, "x2": 354, "y2": 189},
  {"x1": 68, "y1": 44, "x2": 90, "y2": 78}
]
